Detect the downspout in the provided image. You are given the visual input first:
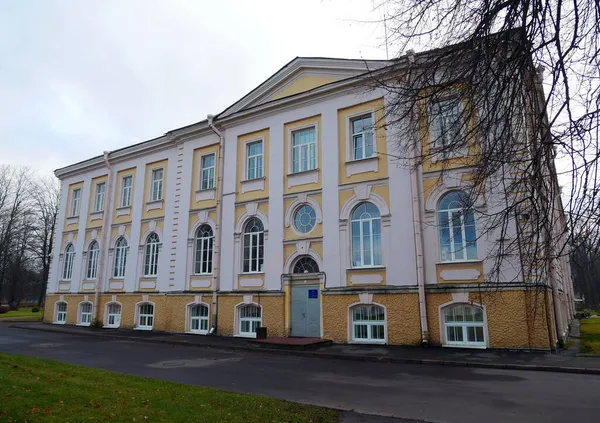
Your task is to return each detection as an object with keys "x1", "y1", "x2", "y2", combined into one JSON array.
[
  {"x1": 207, "y1": 114, "x2": 225, "y2": 333},
  {"x1": 94, "y1": 151, "x2": 114, "y2": 324}
]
